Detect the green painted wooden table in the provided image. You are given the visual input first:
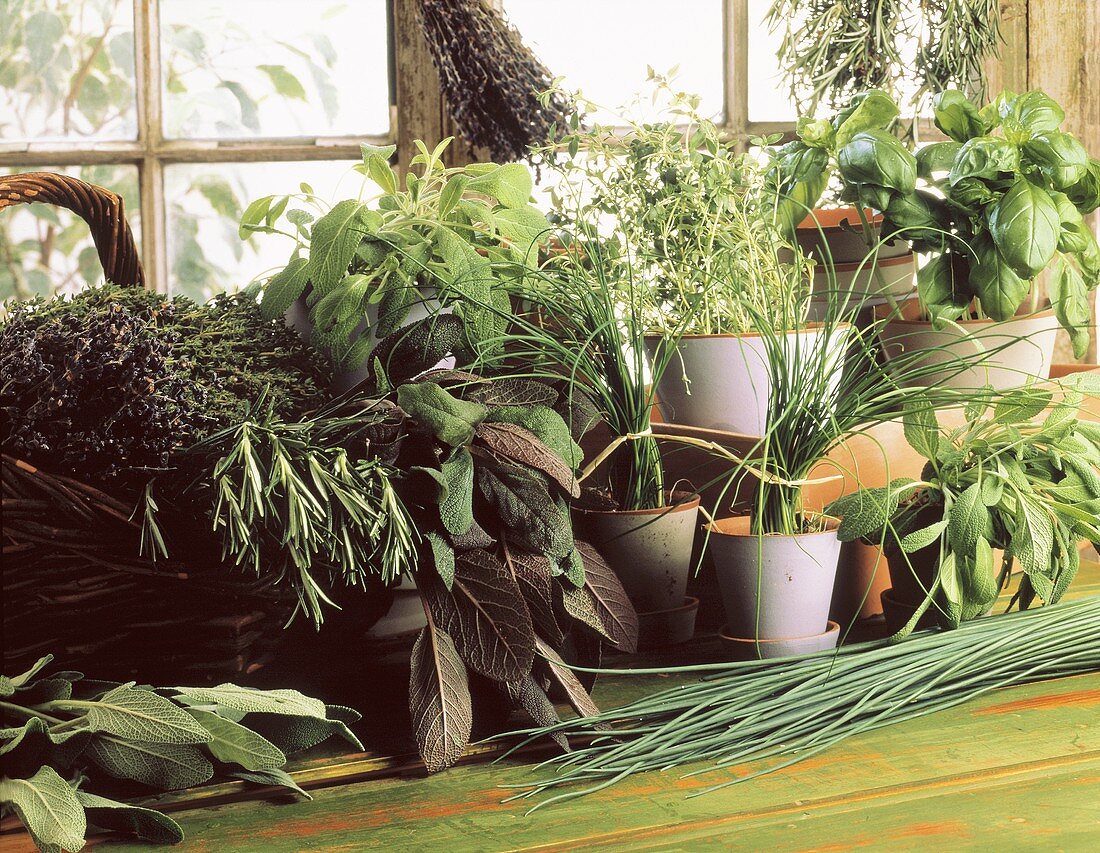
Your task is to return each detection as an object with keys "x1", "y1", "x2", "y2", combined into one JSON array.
[{"x1": 5, "y1": 562, "x2": 1099, "y2": 852}]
